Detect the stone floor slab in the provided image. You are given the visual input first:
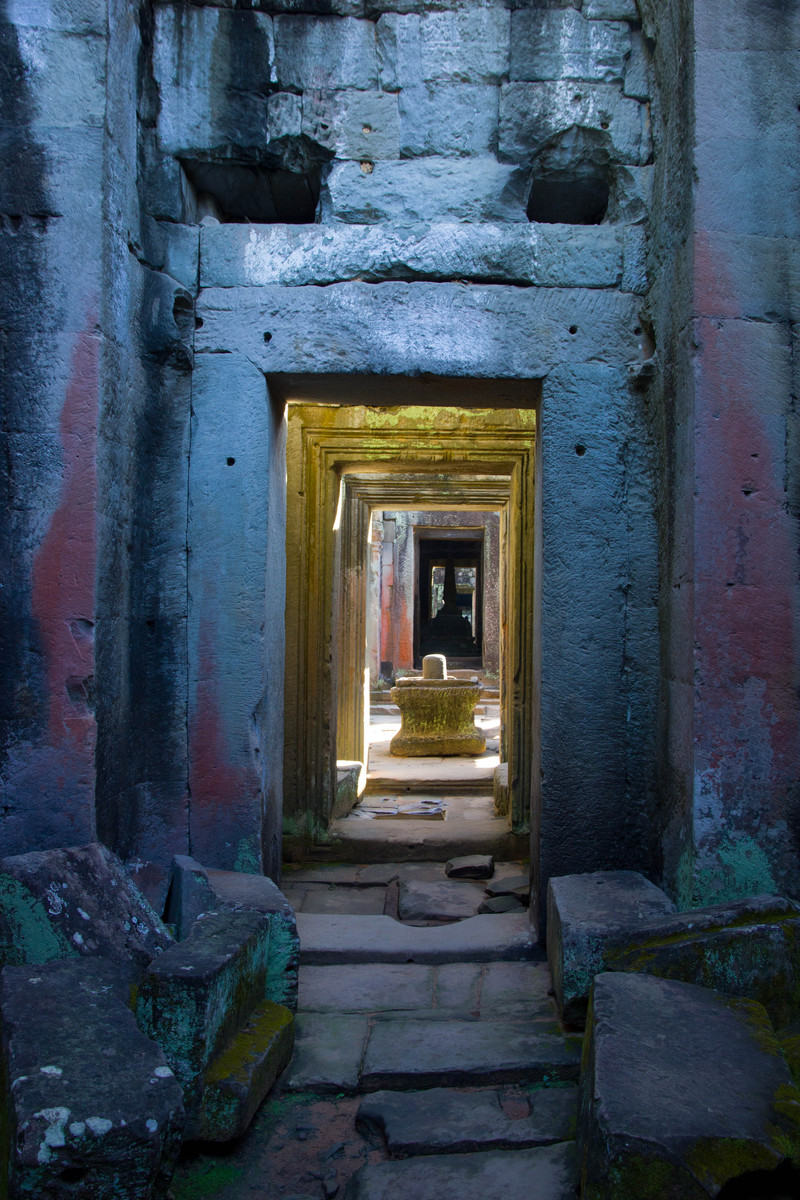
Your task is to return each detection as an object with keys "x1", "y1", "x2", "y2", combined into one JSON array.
[
  {"x1": 301, "y1": 887, "x2": 388, "y2": 916},
  {"x1": 357, "y1": 1085, "x2": 578, "y2": 1155},
  {"x1": 284, "y1": 1014, "x2": 369, "y2": 1094},
  {"x1": 434, "y1": 962, "x2": 482, "y2": 1012},
  {"x1": 298, "y1": 964, "x2": 435, "y2": 1013},
  {"x1": 344, "y1": 1142, "x2": 578, "y2": 1200},
  {"x1": 297, "y1": 913, "x2": 539, "y2": 965},
  {"x1": 361, "y1": 1018, "x2": 581, "y2": 1089},
  {"x1": 398, "y1": 877, "x2": 486, "y2": 923},
  {"x1": 480, "y1": 962, "x2": 555, "y2": 1018}
]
